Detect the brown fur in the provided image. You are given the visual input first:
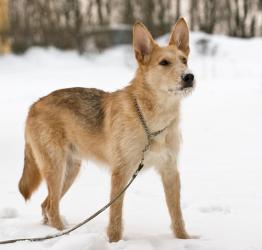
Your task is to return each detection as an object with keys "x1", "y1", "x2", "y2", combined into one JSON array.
[
  {"x1": 0, "y1": 0, "x2": 11, "y2": 54},
  {"x1": 18, "y1": 143, "x2": 42, "y2": 200},
  {"x1": 18, "y1": 17, "x2": 195, "y2": 241}
]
